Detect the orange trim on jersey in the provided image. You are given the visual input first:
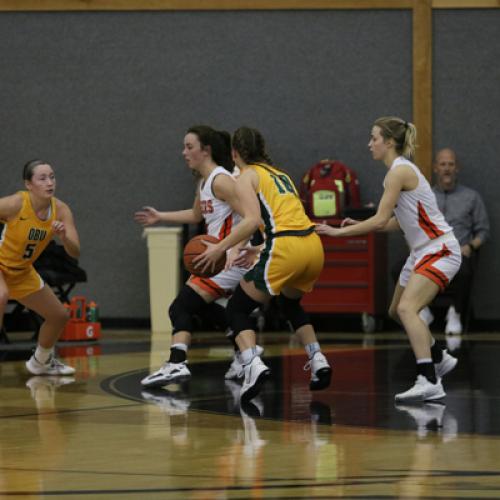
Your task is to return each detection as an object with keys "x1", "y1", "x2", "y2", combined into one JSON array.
[
  {"x1": 415, "y1": 244, "x2": 451, "y2": 291},
  {"x1": 416, "y1": 267, "x2": 449, "y2": 291},
  {"x1": 417, "y1": 201, "x2": 444, "y2": 240},
  {"x1": 189, "y1": 275, "x2": 228, "y2": 299},
  {"x1": 218, "y1": 215, "x2": 233, "y2": 240}
]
